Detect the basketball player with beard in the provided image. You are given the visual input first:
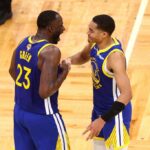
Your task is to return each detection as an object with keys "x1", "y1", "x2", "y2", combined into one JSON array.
[{"x1": 9, "y1": 10, "x2": 70, "y2": 150}]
